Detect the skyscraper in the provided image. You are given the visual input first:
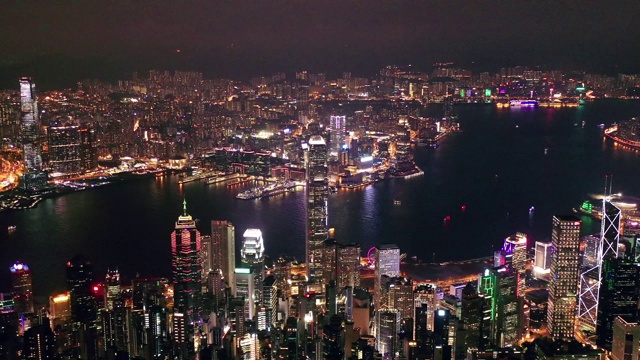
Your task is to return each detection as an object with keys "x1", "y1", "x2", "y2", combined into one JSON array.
[
  {"x1": 595, "y1": 257, "x2": 640, "y2": 350},
  {"x1": 19, "y1": 78, "x2": 42, "y2": 172},
  {"x1": 66, "y1": 255, "x2": 96, "y2": 324},
  {"x1": 329, "y1": 115, "x2": 346, "y2": 156},
  {"x1": 337, "y1": 242, "x2": 361, "y2": 289},
  {"x1": 579, "y1": 197, "x2": 622, "y2": 333},
  {"x1": 23, "y1": 318, "x2": 55, "y2": 359},
  {"x1": 170, "y1": 199, "x2": 202, "y2": 357},
  {"x1": 211, "y1": 220, "x2": 235, "y2": 290},
  {"x1": 478, "y1": 266, "x2": 519, "y2": 347},
  {"x1": 104, "y1": 269, "x2": 121, "y2": 311},
  {"x1": 547, "y1": 215, "x2": 581, "y2": 341},
  {"x1": 305, "y1": 135, "x2": 328, "y2": 281},
  {"x1": 533, "y1": 241, "x2": 552, "y2": 280},
  {"x1": 9, "y1": 262, "x2": 33, "y2": 314},
  {"x1": 240, "y1": 229, "x2": 265, "y2": 304},
  {"x1": 19, "y1": 77, "x2": 47, "y2": 191},
  {"x1": 374, "y1": 244, "x2": 400, "y2": 309},
  {"x1": 234, "y1": 268, "x2": 255, "y2": 320},
  {"x1": 502, "y1": 233, "x2": 527, "y2": 297},
  {"x1": 47, "y1": 119, "x2": 82, "y2": 175},
  {"x1": 376, "y1": 309, "x2": 400, "y2": 359}
]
